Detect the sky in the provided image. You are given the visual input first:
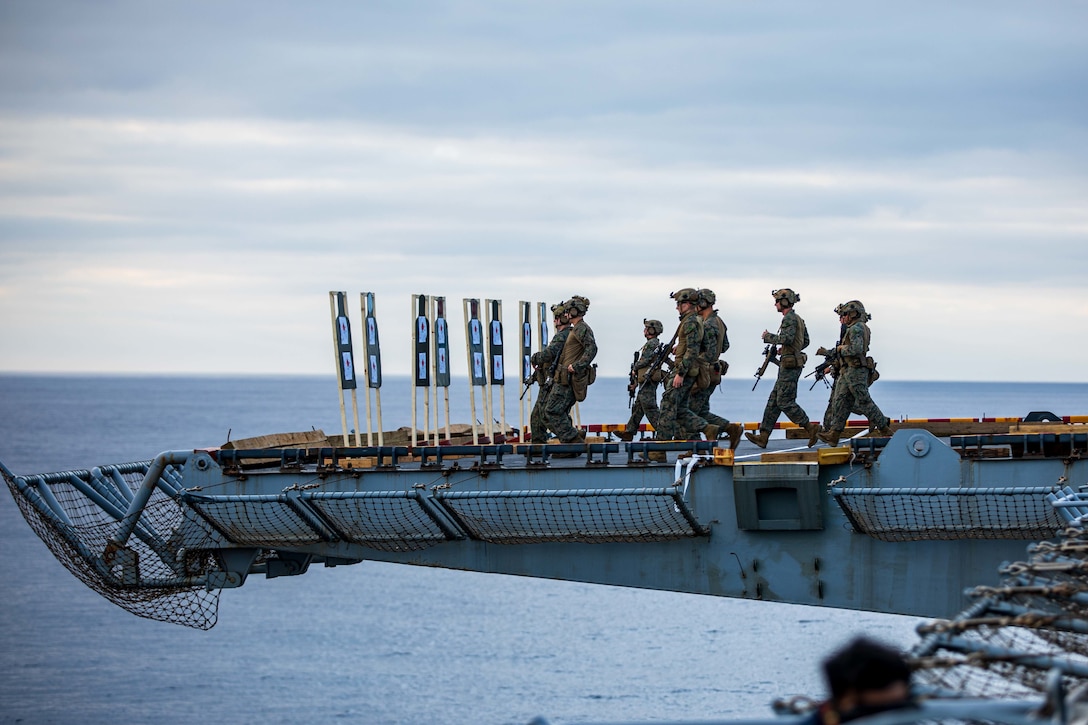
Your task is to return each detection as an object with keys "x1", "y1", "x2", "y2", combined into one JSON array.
[{"x1": 0, "y1": 1, "x2": 1085, "y2": 382}]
